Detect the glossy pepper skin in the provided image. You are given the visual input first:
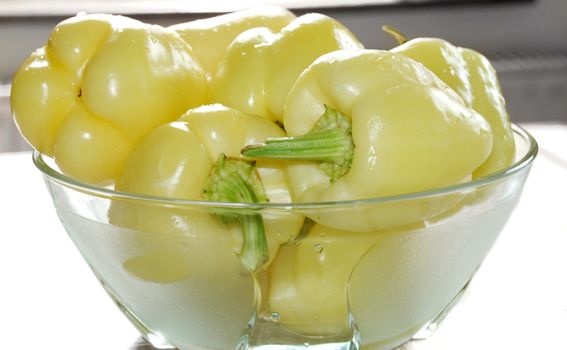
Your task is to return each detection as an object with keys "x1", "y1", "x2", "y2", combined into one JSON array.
[
  {"x1": 11, "y1": 14, "x2": 207, "y2": 184},
  {"x1": 244, "y1": 50, "x2": 493, "y2": 231},
  {"x1": 267, "y1": 222, "x2": 378, "y2": 335},
  {"x1": 209, "y1": 13, "x2": 364, "y2": 123},
  {"x1": 390, "y1": 38, "x2": 515, "y2": 178},
  {"x1": 110, "y1": 104, "x2": 304, "y2": 279},
  {"x1": 170, "y1": 6, "x2": 296, "y2": 81}
]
